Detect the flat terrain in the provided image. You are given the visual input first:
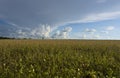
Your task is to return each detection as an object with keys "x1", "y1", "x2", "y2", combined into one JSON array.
[{"x1": 0, "y1": 40, "x2": 120, "y2": 78}]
